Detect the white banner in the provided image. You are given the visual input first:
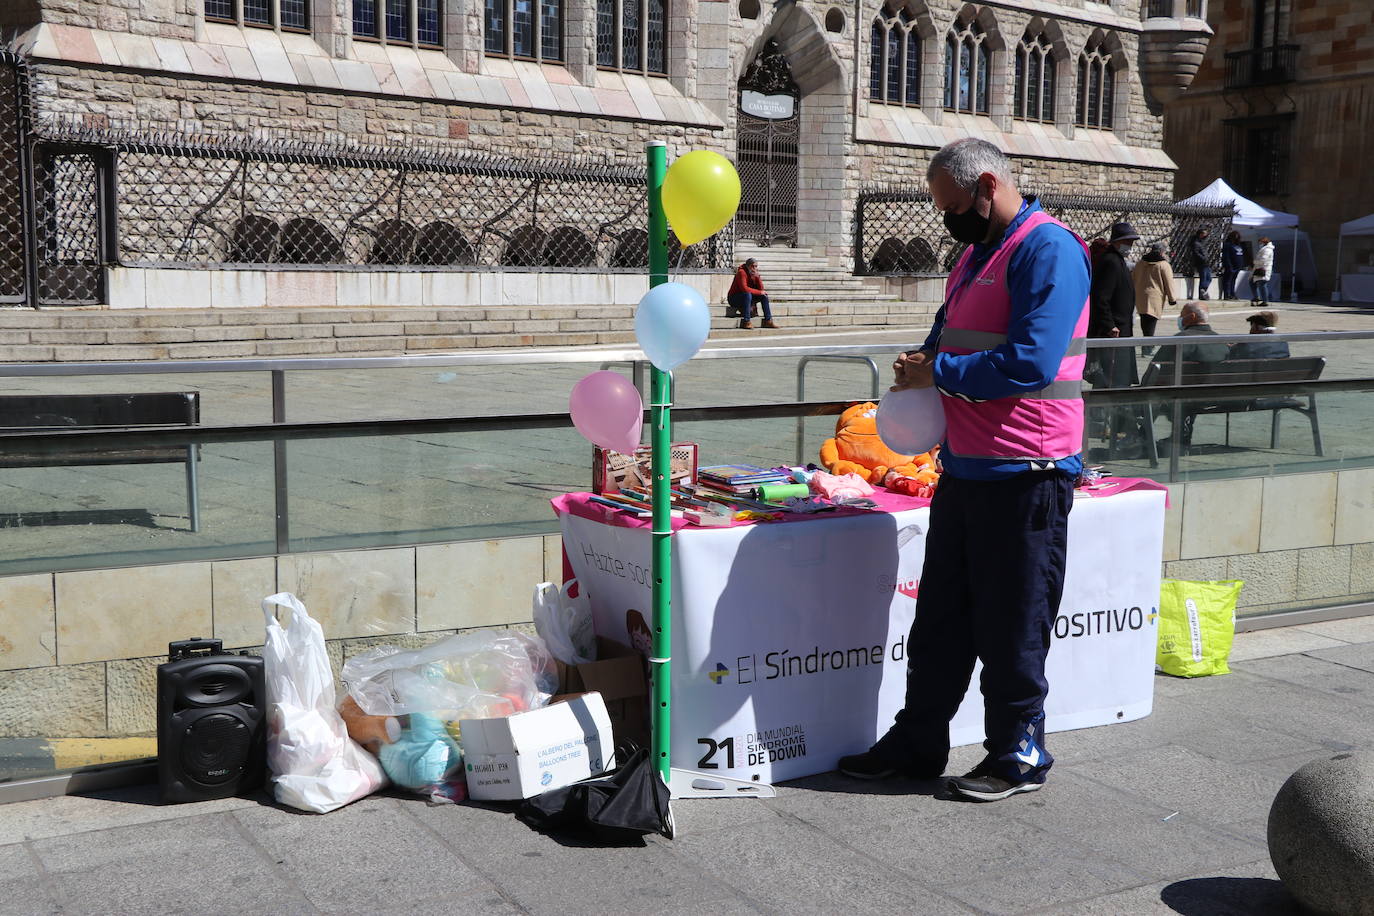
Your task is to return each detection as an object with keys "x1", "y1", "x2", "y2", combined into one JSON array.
[{"x1": 559, "y1": 489, "x2": 1166, "y2": 783}]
